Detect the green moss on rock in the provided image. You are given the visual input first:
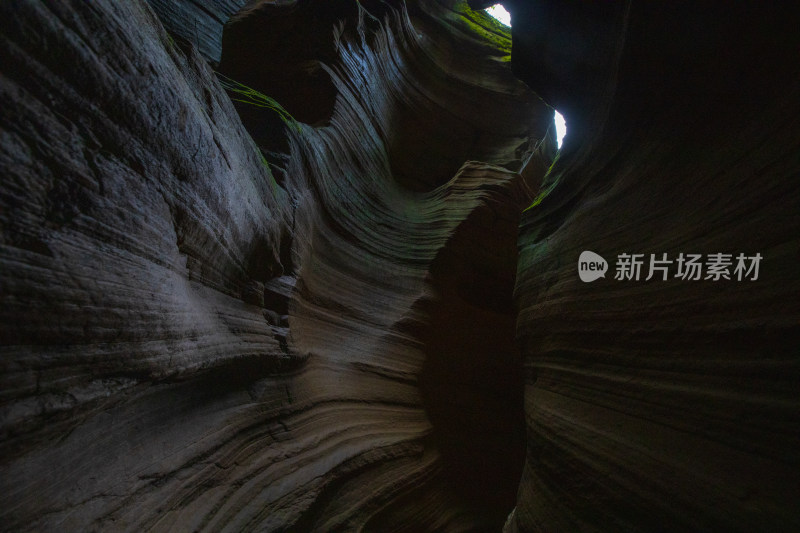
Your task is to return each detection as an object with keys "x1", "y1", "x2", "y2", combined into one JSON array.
[{"x1": 455, "y1": 1, "x2": 512, "y2": 57}]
